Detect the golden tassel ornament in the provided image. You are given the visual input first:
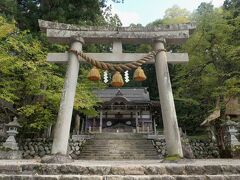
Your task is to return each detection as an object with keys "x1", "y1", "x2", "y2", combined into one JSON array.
[
  {"x1": 133, "y1": 66, "x2": 147, "y2": 81},
  {"x1": 111, "y1": 71, "x2": 124, "y2": 87},
  {"x1": 87, "y1": 66, "x2": 101, "y2": 81}
]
